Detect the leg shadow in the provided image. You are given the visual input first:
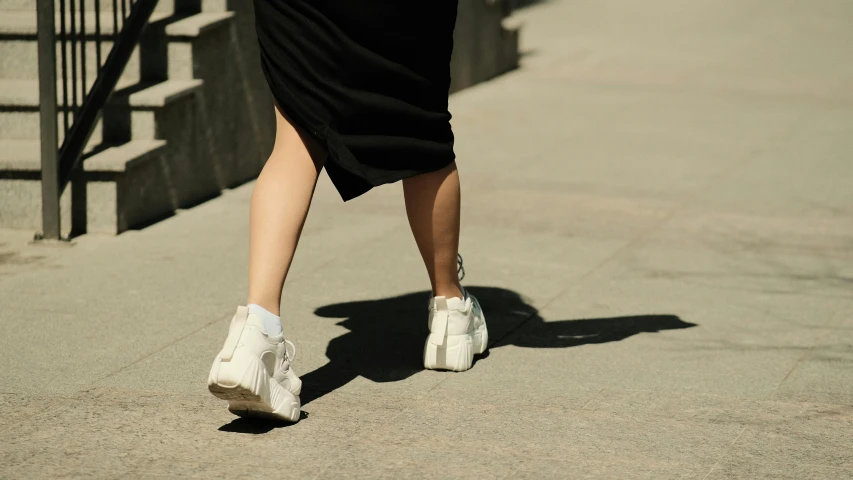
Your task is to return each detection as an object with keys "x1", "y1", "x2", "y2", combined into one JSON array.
[
  {"x1": 218, "y1": 411, "x2": 309, "y2": 434},
  {"x1": 299, "y1": 286, "x2": 696, "y2": 406}
]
